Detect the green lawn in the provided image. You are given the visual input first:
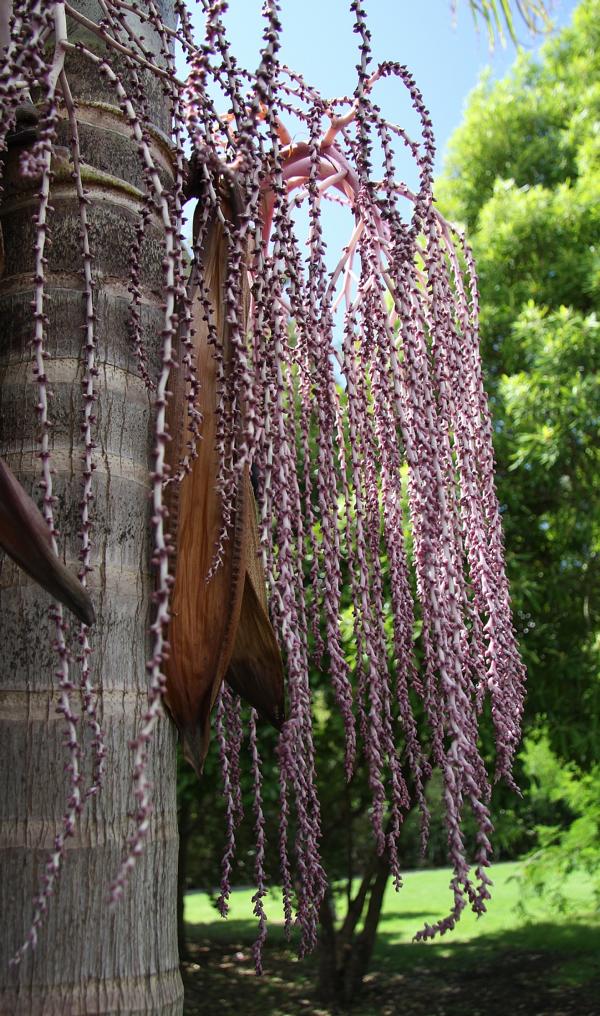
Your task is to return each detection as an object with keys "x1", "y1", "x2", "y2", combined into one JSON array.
[
  {"x1": 185, "y1": 860, "x2": 595, "y2": 945},
  {"x1": 182, "y1": 863, "x2": 600, "y2": 1014}
]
